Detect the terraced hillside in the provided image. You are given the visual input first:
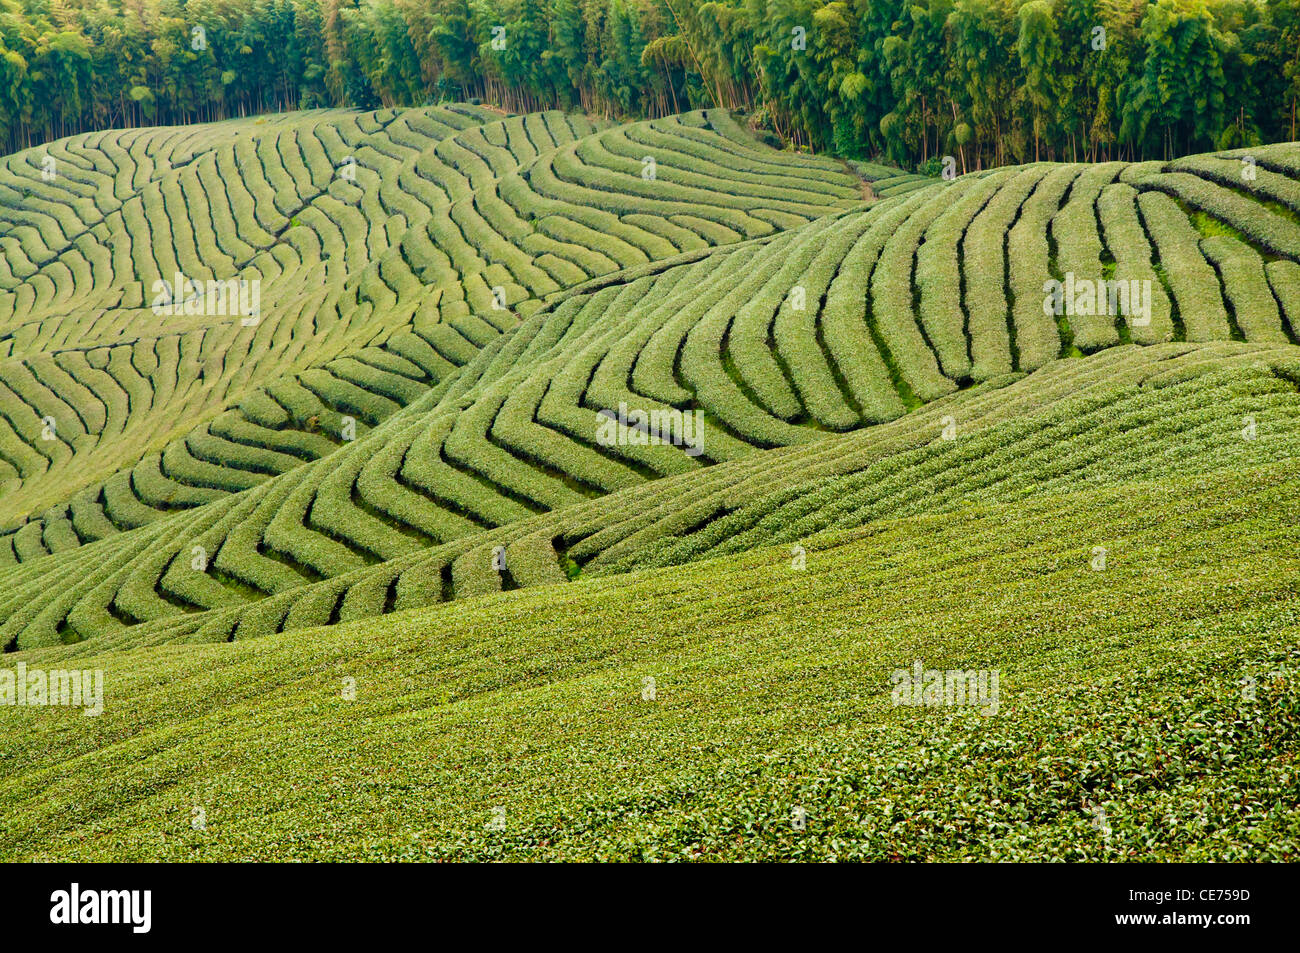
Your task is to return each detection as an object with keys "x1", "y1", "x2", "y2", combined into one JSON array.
[
  {"x1": 4, "y1": 400, "x2": 1298, "y2": 860},
  {"x1": 0, "y1": 106, "x2": 860, "y2": 541},
  {"x1": 3, "y1": 106, "x2": 1300, "y2": 861},
  {"x1": 1, "y1": 112, "x2": 1299, "y2": 655}
]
